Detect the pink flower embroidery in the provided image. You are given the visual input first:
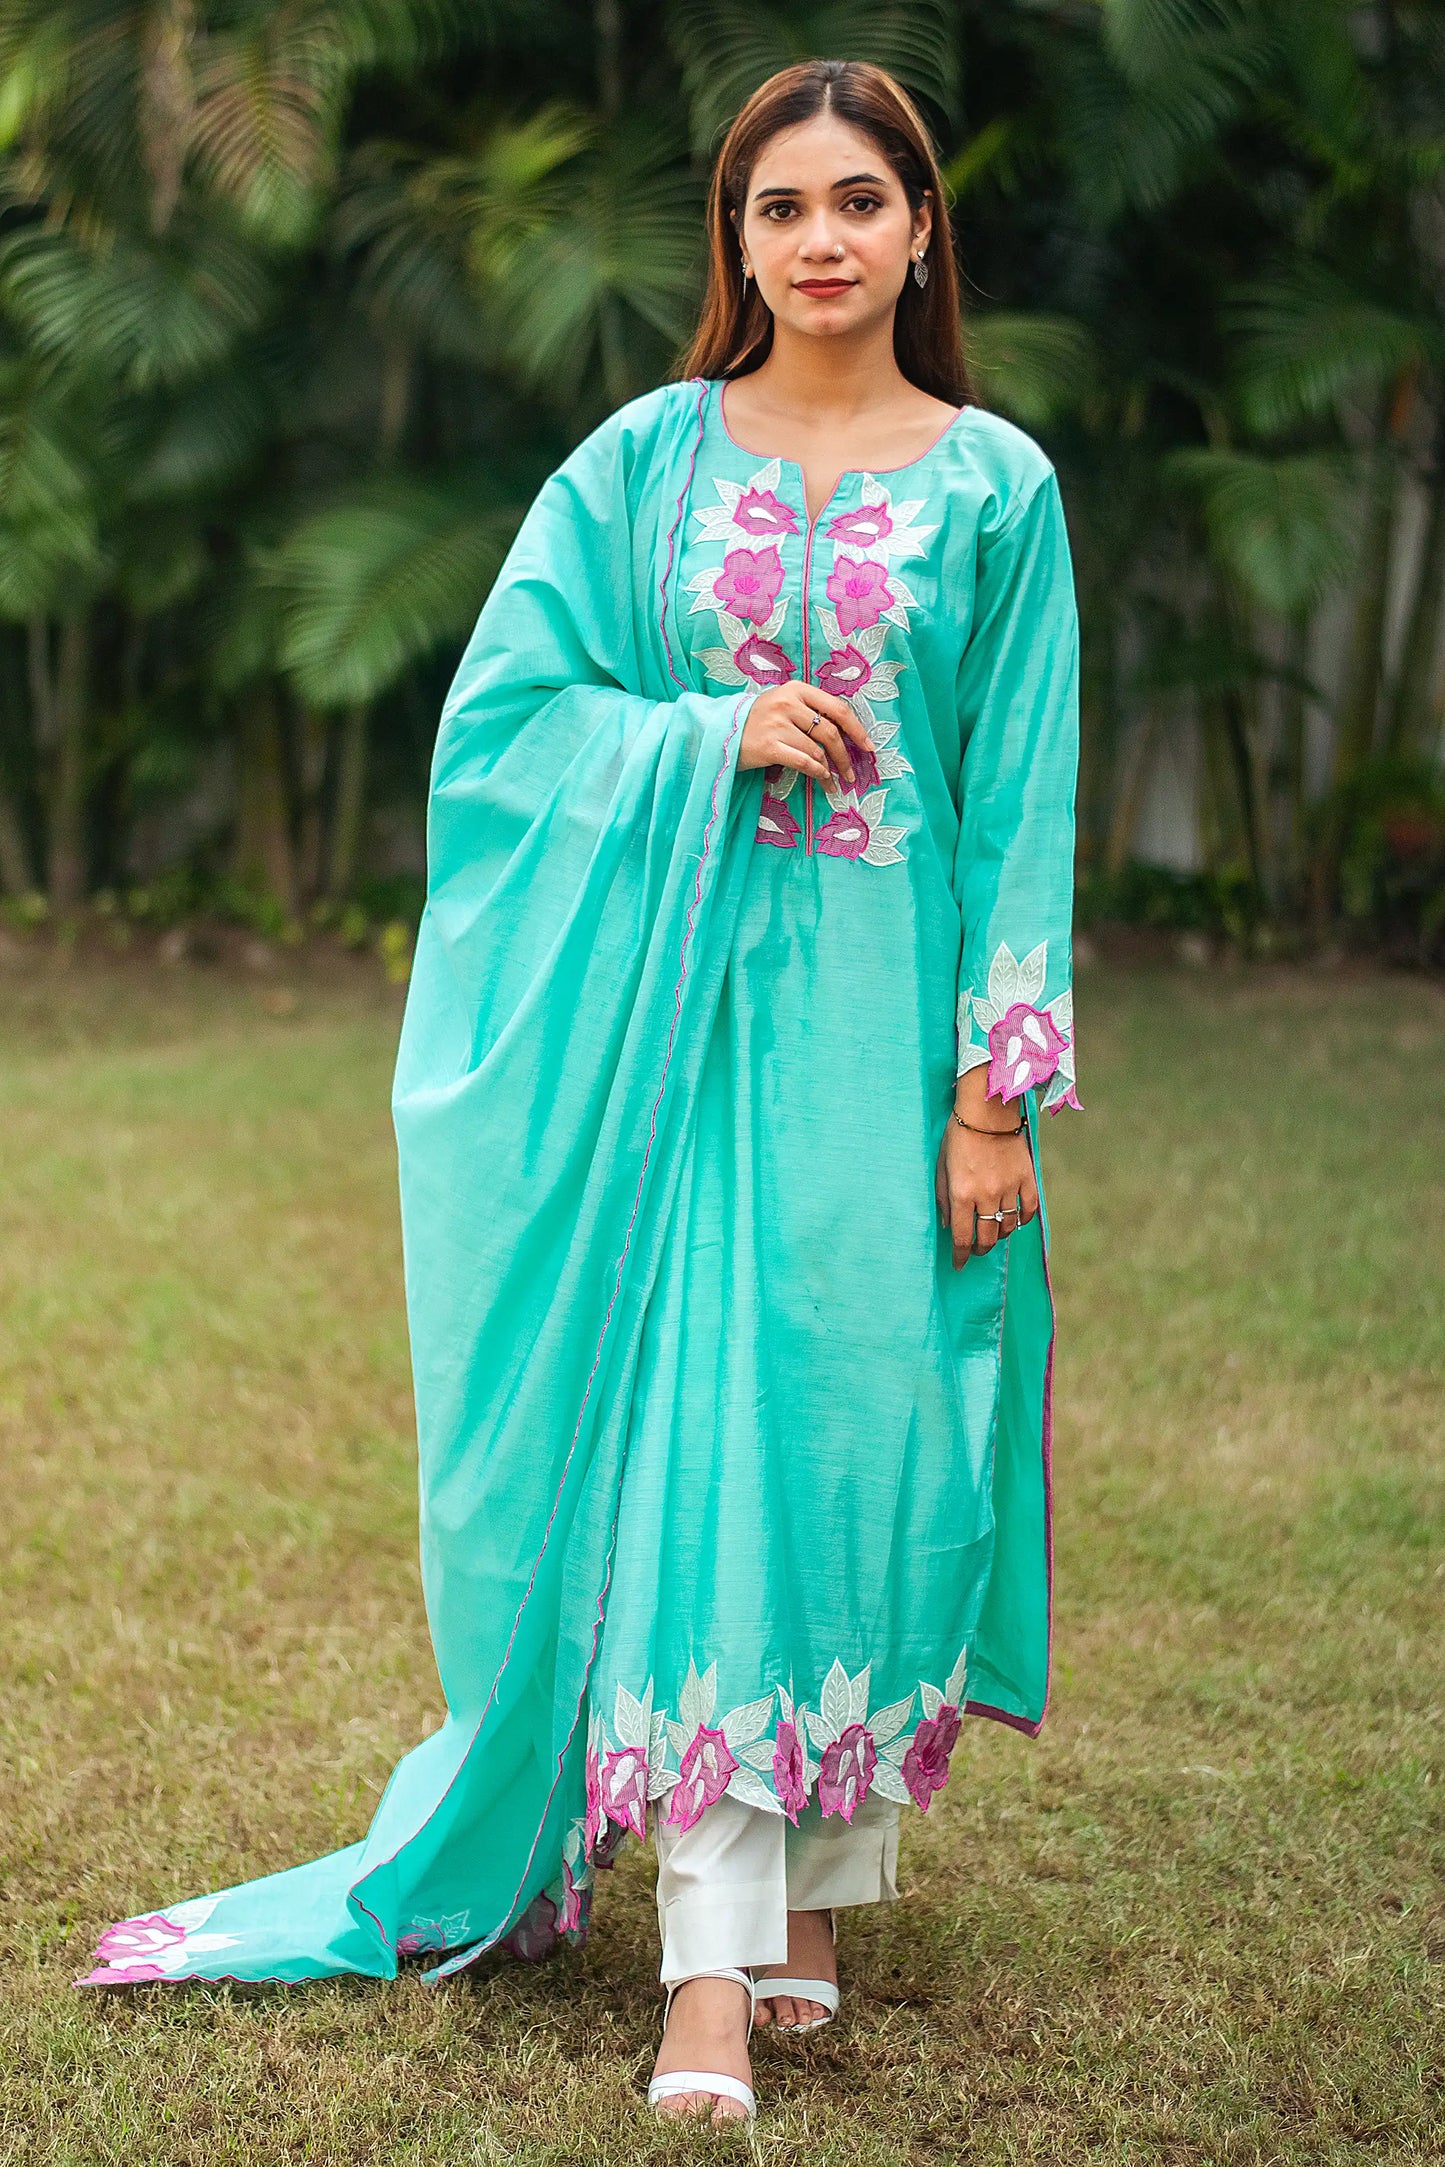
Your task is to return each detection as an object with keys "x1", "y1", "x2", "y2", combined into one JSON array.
[
  {"x1": 814, "y1": 804, "x2": 871, "y2": 859},
  {"x1": 1047, "y1": 1082, "x2": 1083, "y2": 1114},
  {"x1": 584, "y1": 1746, "x2": 603, "y2": 1856},
  {"x1": 667, "y1": 1724, "x2": 738, "y2": 1830},
  {"x1": 592, "y1": 1817, "x2": 628, "y2": 1869},
  {"x1": 773, "y1": 1720, "x2": 808, "y2": 1823},
  {"x1": 713, "y1": 544, "x2": 784, "y2": 625},
  {"x1": 818, "y1": 1724, "x2": 877, "y2": 1821},
  {"x1": 397, "y1": 1919, "x2": 448, "y2": 1956},
  {"x1": 502, "y1": 1891, "x2": 560, "y2": 1963},
  {"x1": 85, "y1": 1915, "x2": 185, "y2": 1980},
  {"x1": 558, "y1": 1859, "x2": 586, "y2": 1936},
  {"x1": 600, "y1": 1744, "x2": 650, "y2": 1841},
  {"x1": 734, "y1": 485, "x2": 799, "y2": 537},
  {"x1": 901, "y1": 1704, "x2": 961, "y2": 1811},
  {"x1": 826, "y1": 501, "x2": 894, "y2": 549},
  {"x1": 826, "y1": 555, "x2": 893, "y2": 635},
  {"x1": 816, "y1": 642, "x2": 872, "y2": 699},
  {"x1": 756, "y1": 791, "x2": 800, "y2": 849},
  {"x1": 734, "y1": 632, "x2": 794, "y2": 687},
  {"x1": 987, "y1": 1001, "x2": 1069, "y2": 1101}
]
